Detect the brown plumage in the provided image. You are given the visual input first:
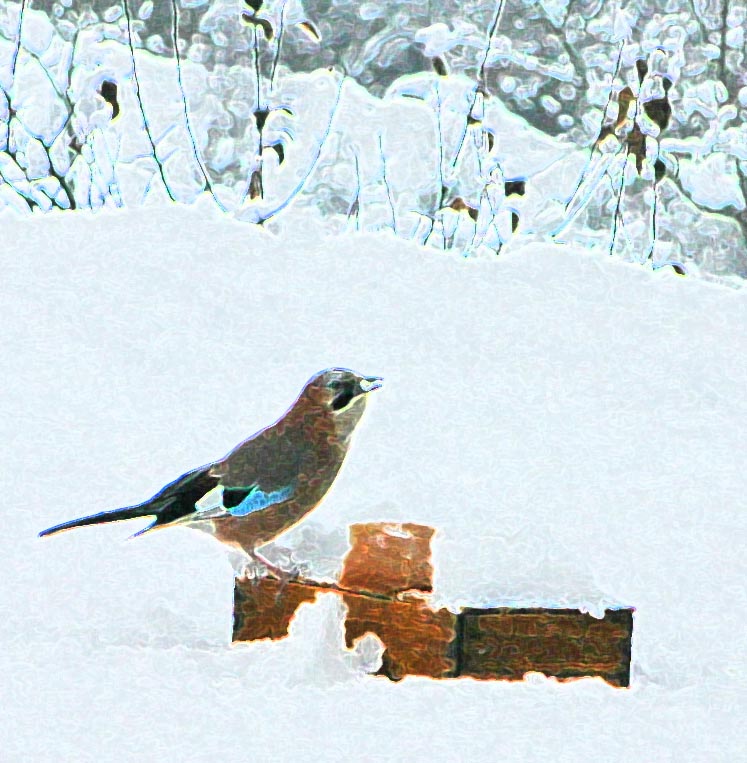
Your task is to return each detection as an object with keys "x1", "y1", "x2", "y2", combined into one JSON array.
[{"x1": 39, "y1": 369, "x2": 383, "y2": 578}]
